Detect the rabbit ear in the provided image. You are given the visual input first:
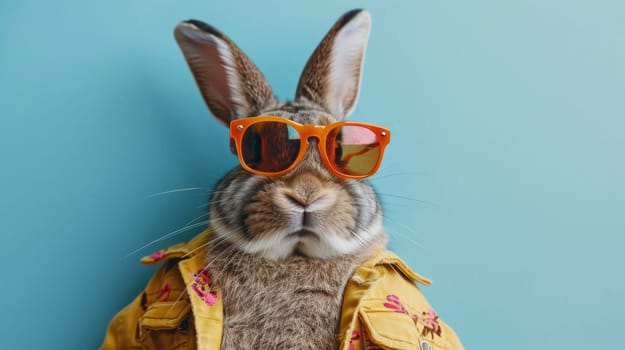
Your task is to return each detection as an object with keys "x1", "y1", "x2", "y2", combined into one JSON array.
[
  {"x1": 295, "y1": 9, "x2": 371, "y2": 119},
  {"x1": 174, "y1": 20, "x2": 276, "y2": 125}
]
